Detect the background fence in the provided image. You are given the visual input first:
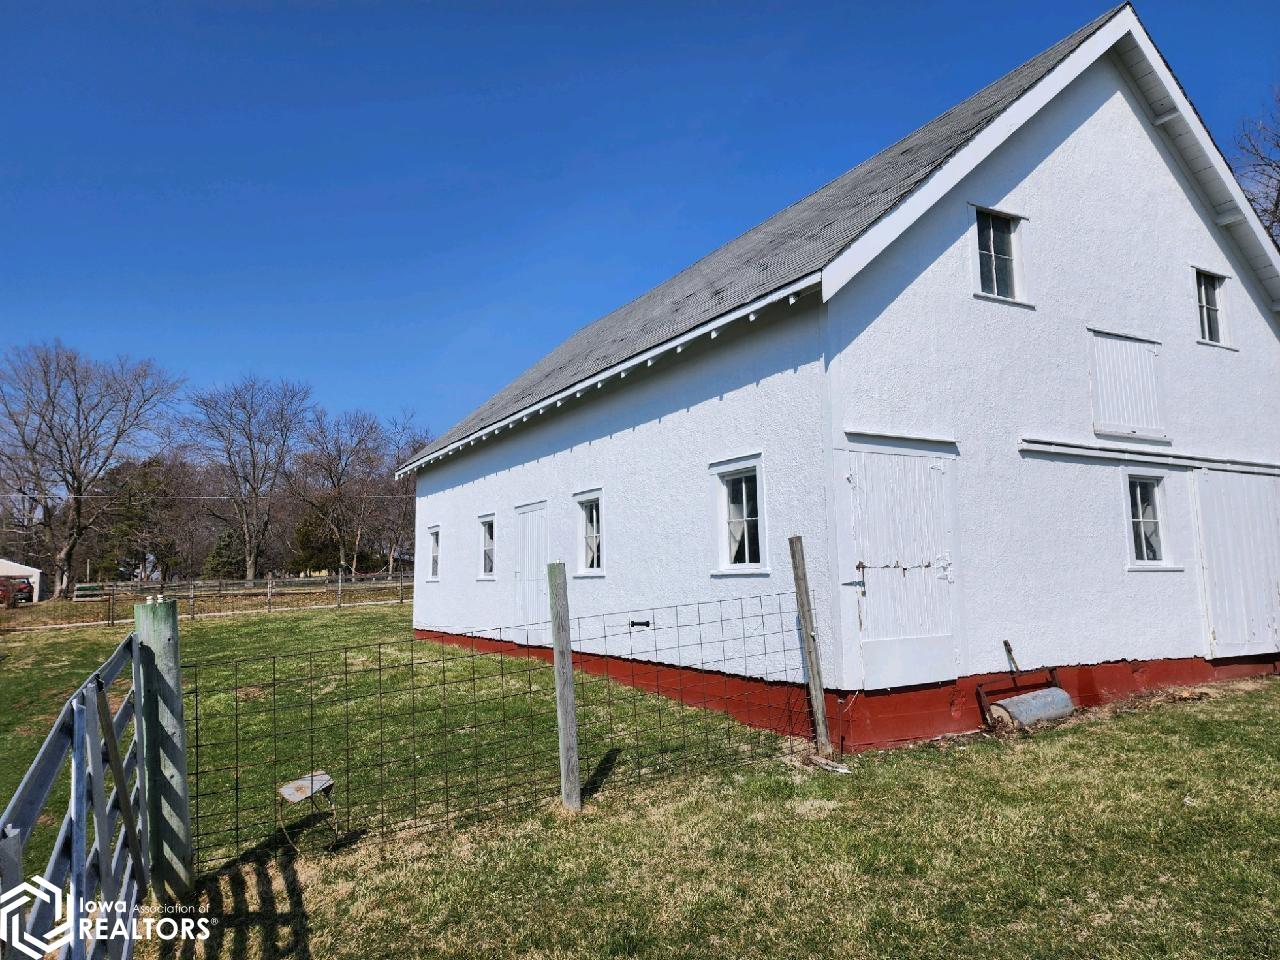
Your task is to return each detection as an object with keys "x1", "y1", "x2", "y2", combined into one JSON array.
[
  {"x1": 1, "y1": 572, "x2": 413, "y2": 631},
  {"x1": 184, "y1": 586, "x2": 817, "y2": 870}
]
